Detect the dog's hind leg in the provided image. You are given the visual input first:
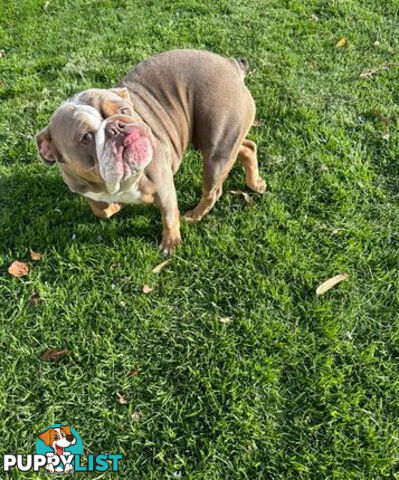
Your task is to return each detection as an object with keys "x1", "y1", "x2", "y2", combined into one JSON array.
[
  {"x1": 238, "y1": 139, "x2": 266, "y2": 193},
  {"x1": 183, "y1": 136, "x2": 243, "y2": 223}
]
